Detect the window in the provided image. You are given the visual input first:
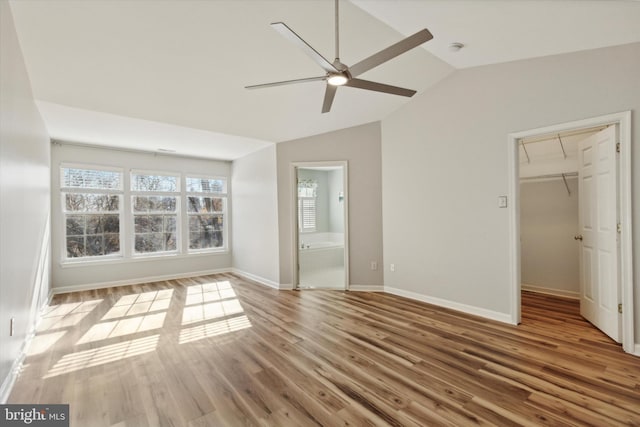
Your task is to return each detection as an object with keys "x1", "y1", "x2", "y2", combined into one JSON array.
[
  {"x1": 59, "y1": 164, "x2": 229, "y2": 264},
  {"x1": 298, "y1": 179, "x2": 317, "y2": 232},
  {"x1": 61, "y1": 166, "x2": 123, "y2": 259},
  {"x1": 186, "y1": 176, "x2": 226, "y2": 251},
  {"x1": 131, "y1": 172, "x2": 179, "y2": 255}
]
